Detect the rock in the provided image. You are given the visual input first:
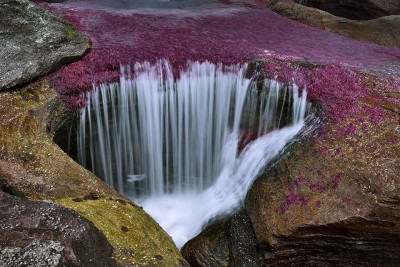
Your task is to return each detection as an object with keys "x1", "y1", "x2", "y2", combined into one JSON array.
[
  {"x1": 181, "y1": 61, "x2": 400, "y2": 266},
  {"x1": 0, "y1": 80, "x2": 118, "y2": 200},
  {"x1": 243, "y1": 69, "x2": 400, "y2": 265},
  {"x1": 182, "y1": 219, "x2": 230, "y2": 267},
  {"x1": 182, "y1": 210, "x2": 261, "y2": 267},
  {"x1": 0, "y1": 190, "x2": 118, "y2": 266},
  {"x1": 0, "y1": 80, "x2": 188, "y2": 266},
  {"x1": 0, "y1": 0, "x2": 89, "y2": 91},
  {"x1": 306, "y1": 0, "x2": 400, "y2": 20},
  {"x1": 270, "y1": 1, "x2": 400, "y2": 49}
]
